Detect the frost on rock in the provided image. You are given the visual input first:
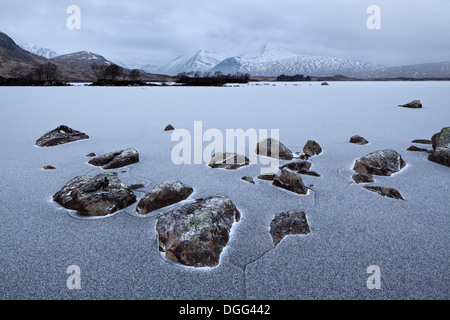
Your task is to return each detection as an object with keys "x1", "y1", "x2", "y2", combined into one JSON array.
[
  {"x1": 270, "y1": 210, "x2": 310, "y2": 246},
  {"x1": 156, "y1": 194, "x2": 241, "y2": 268},
  {"x1": 35, "y1": 125, "x2": 89, "y2": 147},
  {"x1": 136, "y1": 180, "x2": 194, "y2": 215},
  {"x1": 88, "y1": 148, "x2": 139, "y2": 169},
  {"x1": 53, "y1": 172, "x2": 136, "y2": 216},
  {"x1": 353, "y1": 149, "x2": 406, "y2": 176},
  {"x1": 256, "y1": 138, "x2": 293, "y2": 160},
  {"x1": 208, "y1": 152, "x2": 250, "y2": 170}
]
